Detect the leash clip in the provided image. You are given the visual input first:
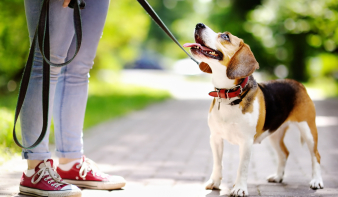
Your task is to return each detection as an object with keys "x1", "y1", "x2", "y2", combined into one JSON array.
[{"x1": 68, "y1": 0, "x2": 86, "y2": 9}]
